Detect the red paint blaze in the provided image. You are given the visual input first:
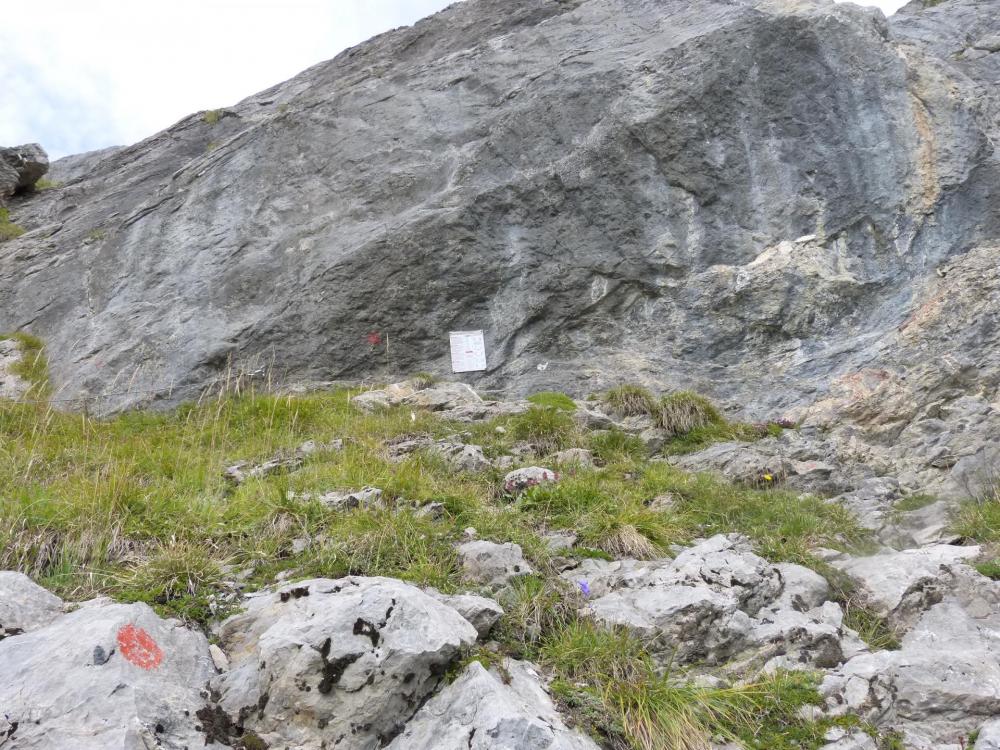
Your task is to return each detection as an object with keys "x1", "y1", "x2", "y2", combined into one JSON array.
[
  {"x1": 117, "y1": 624, "x2": 163, "y2": 670},
  {"x1": 366, "y1": 332, "x2": 382, "y2": 346}
]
